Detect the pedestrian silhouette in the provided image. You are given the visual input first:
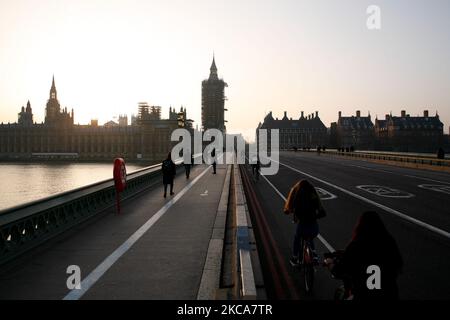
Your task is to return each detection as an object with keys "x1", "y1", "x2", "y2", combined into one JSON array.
[
  {"x1": 184, "y1": 149, "x2": 193, "y2": 179},
  {"x1": 325, "y1": 211, "x2": 403, "y2": 300},
  {"x1": 212, "y1": 148, "x2": 217, "y2": 174},
  {"x1": 162, "y1": 152, "x2": 176, "y2": 198}
]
